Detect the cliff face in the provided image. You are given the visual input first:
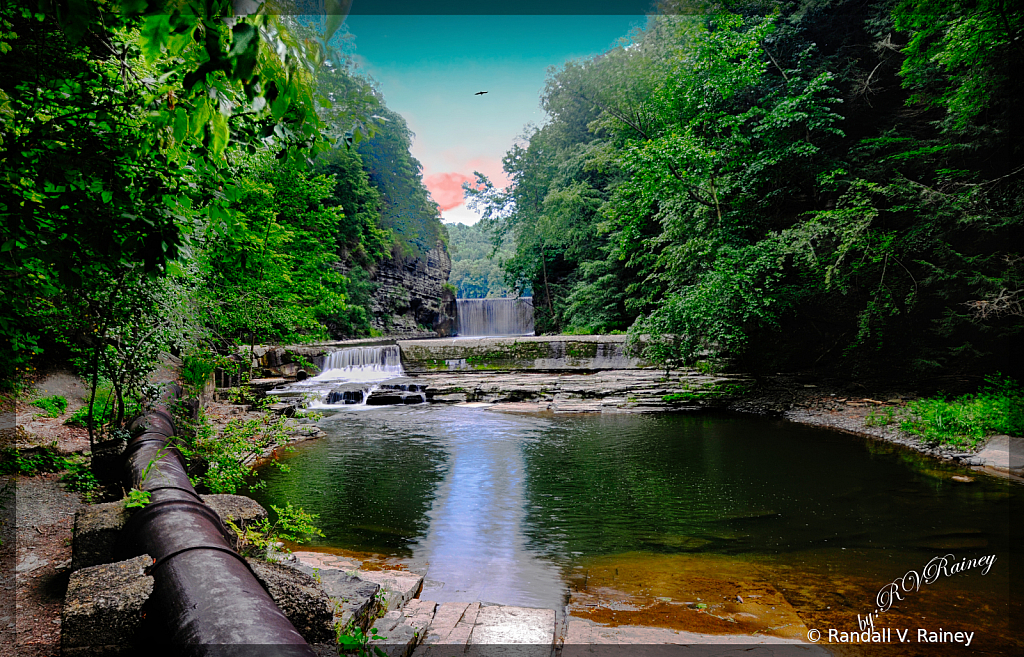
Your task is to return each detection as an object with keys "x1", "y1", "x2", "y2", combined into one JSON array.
[{"x1": 369, "y1": 241, "x2": 456, "y2": 337}]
